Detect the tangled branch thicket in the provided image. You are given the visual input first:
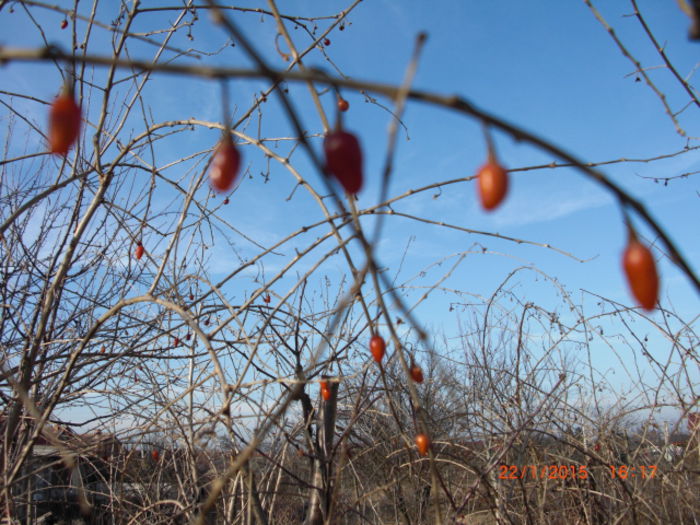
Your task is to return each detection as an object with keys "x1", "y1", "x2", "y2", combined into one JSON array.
[{"x1": 0, "y1": 1, "x2": 698, "y2": 524}]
